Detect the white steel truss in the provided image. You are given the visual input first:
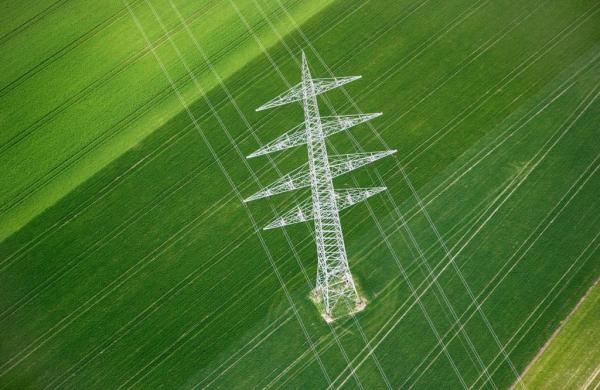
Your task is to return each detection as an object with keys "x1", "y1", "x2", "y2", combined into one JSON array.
[
  {"x1": 255, "y1": 75, "x2": 361, "y2": 112},
  {"x1": 264, "y1": 187, "x2": 387, "y2": 230},
  {"x1": 243, "y1": 150, "x2": 395, "y2": 202},
  {"x1": 247, "y1": 113, "x2": 382, "y2": 159},
  {"x1": 245, "y1": 52, "x2": 395, "y2": 320}
]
